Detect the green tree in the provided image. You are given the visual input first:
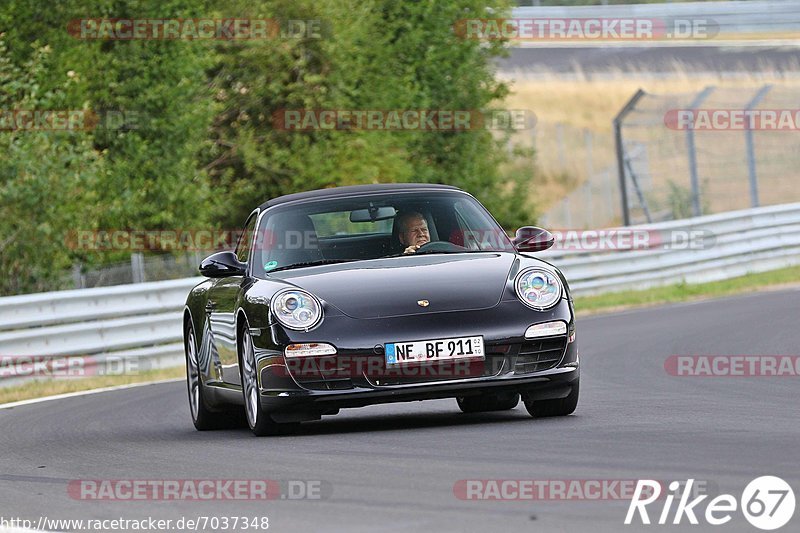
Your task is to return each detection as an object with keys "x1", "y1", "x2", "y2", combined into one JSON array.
[
  {"x1": 206, "y1": 0, "x2": 532, "y2": 229},
  {"x1": 0, "y1": 37, "x2": 104, "y2": 294}
]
